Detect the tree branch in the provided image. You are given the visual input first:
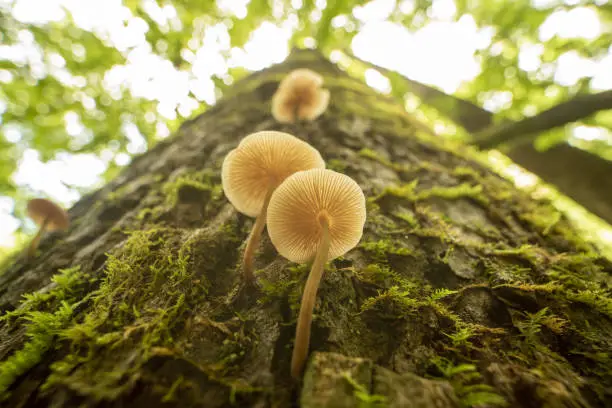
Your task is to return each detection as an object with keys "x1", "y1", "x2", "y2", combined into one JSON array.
[
  {"x1": 345, "y1": 50, "x2": 612, "y2": 150},
  {"x1": 473, "y1": 90, "x2": 612, "y2": 148},
  {"x1": 344, "y1": 51, "x2": 612, "y2": 223},
  {"x1": 343, "y1": 50, "x2": 493, "y2": 132}
]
